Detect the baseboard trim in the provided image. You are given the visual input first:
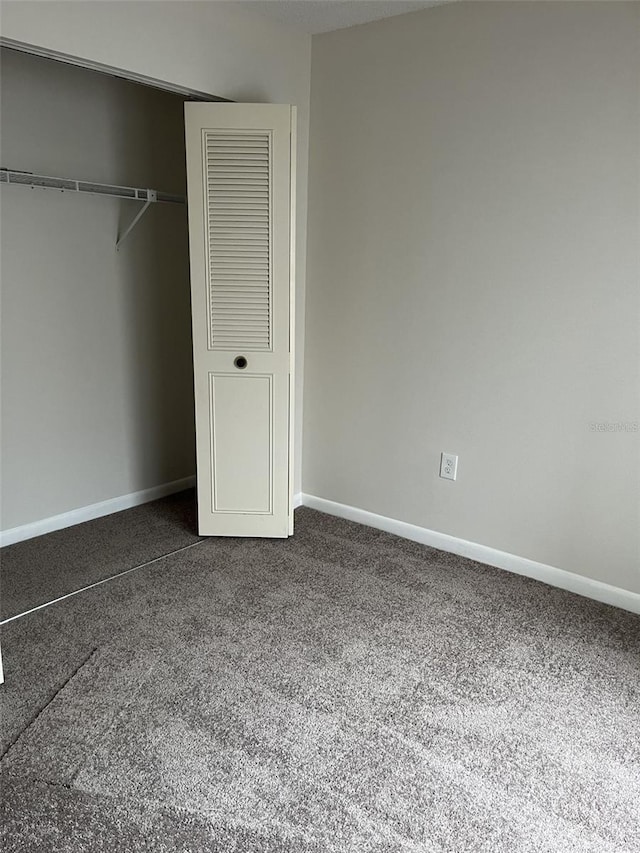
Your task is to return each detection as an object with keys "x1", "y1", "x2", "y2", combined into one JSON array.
[
  {"x1": 300, "y1": 494, "x2": 640, "y2": 615},
  {"x1": 293, "y1": 492, "x2": 303, "y2": 509},
  {"x1": 0, "y1": 476, "x2": 196, "y2": 548}
]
